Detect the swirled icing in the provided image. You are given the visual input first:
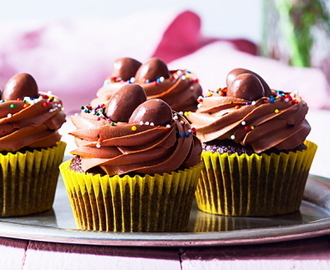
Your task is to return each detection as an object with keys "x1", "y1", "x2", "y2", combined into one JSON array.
[
  {"x1": 71, "y1": 84, "x2": 201, "y2": 175},
  {"x1": 0, "y1": 73, "x2": 66, "y2": 152},
  {"x1": 186, "y1": 68, "x2": 311, "y2": 153},
  {"x1": 91, "y1": 57, "x2": 202, "y2": 112}
]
